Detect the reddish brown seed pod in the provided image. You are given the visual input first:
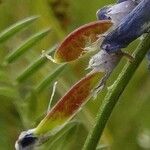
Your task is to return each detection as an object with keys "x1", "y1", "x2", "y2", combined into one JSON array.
[
  {"x1": 34, "y1": 72, "x2": 103, "y2": 135},
  {"x1": 54, "y1": 20, "x2": 113, "y2": 63}
]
